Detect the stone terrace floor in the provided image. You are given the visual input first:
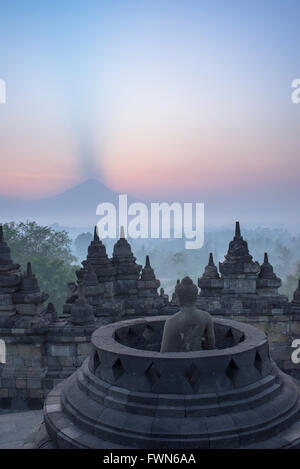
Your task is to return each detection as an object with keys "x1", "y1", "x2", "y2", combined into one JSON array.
[{"x1": 0, "y1": 409, "x2": 42, "y2": 449}]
